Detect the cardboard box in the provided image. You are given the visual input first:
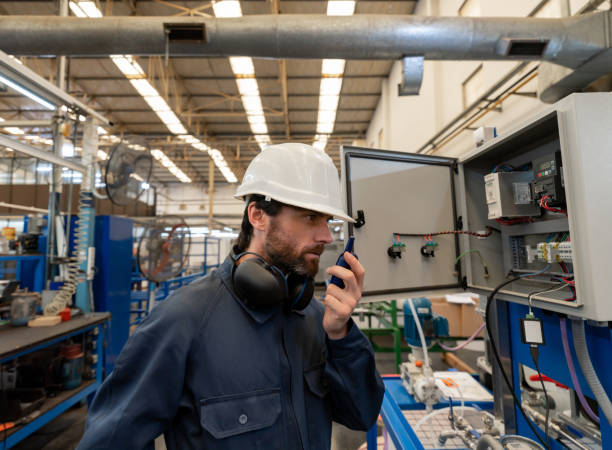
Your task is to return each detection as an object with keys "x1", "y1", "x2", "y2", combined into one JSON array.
[{"x1": 430, "y1": 296, "x2": 483, "y2": 338}]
